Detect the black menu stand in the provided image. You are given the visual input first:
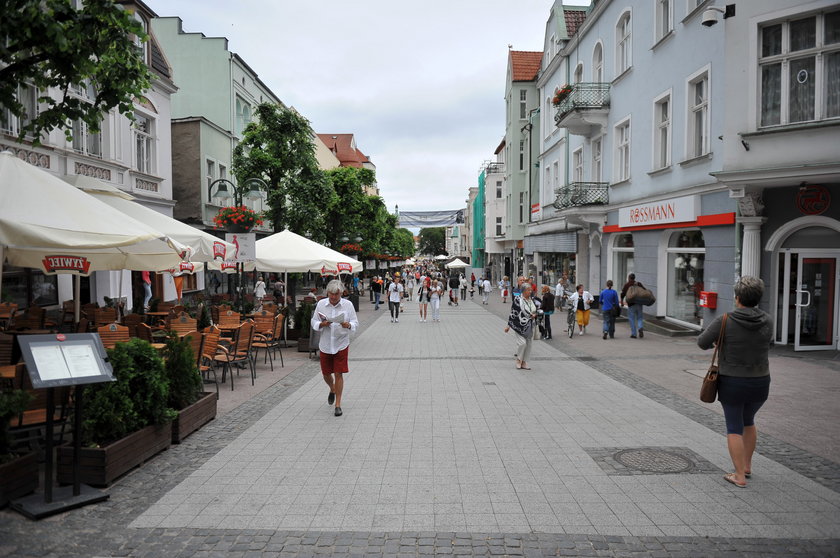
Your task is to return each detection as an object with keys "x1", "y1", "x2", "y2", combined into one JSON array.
[{"x1": 10, "y1": 333, "x2": 114, "y2": 519}]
